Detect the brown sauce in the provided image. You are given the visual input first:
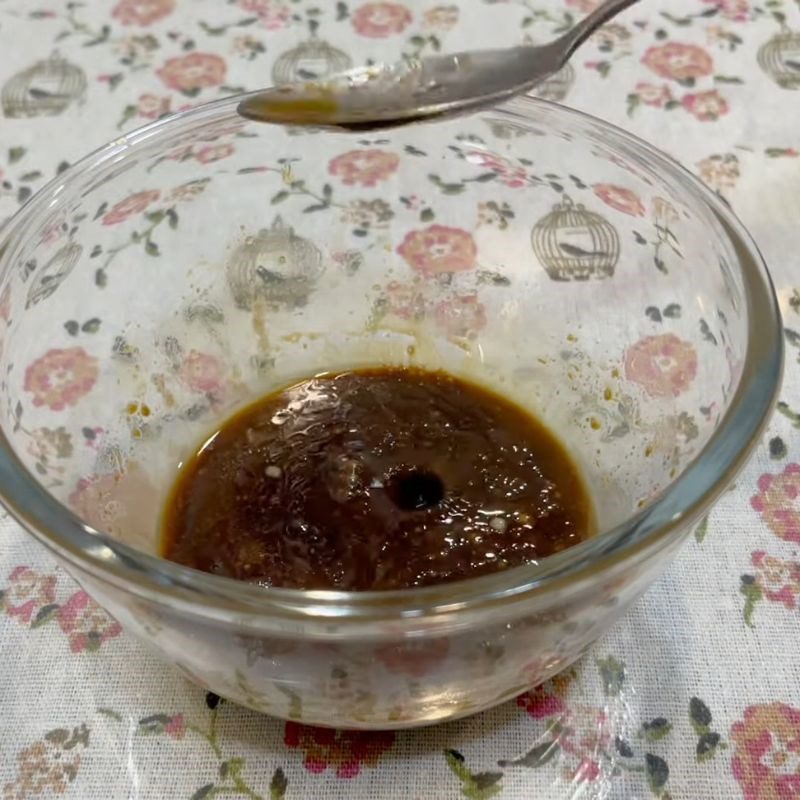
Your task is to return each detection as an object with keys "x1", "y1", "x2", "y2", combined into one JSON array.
[{"x1": 161, "y1": 367, "x2": 594, "y2": 590}]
